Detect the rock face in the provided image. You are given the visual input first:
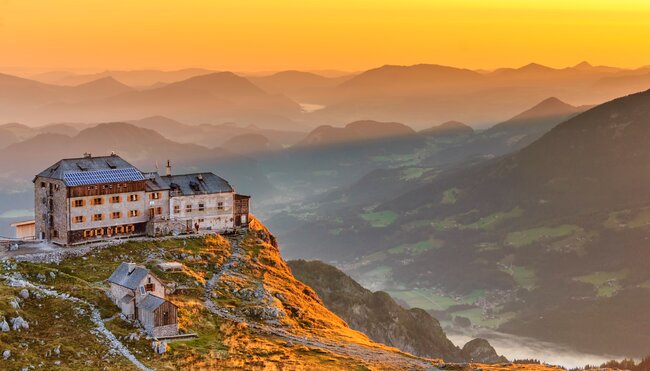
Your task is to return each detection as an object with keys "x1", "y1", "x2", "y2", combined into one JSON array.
[
  {"x1": 288, "y1": 260, "x2": 510, "y2": 364},
  {"x1": 461, "y1": 338, "x2": 508, "y2": 363},
  {"x1": 288, "y1": 259, "x2": 466, "y2": 361}
]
